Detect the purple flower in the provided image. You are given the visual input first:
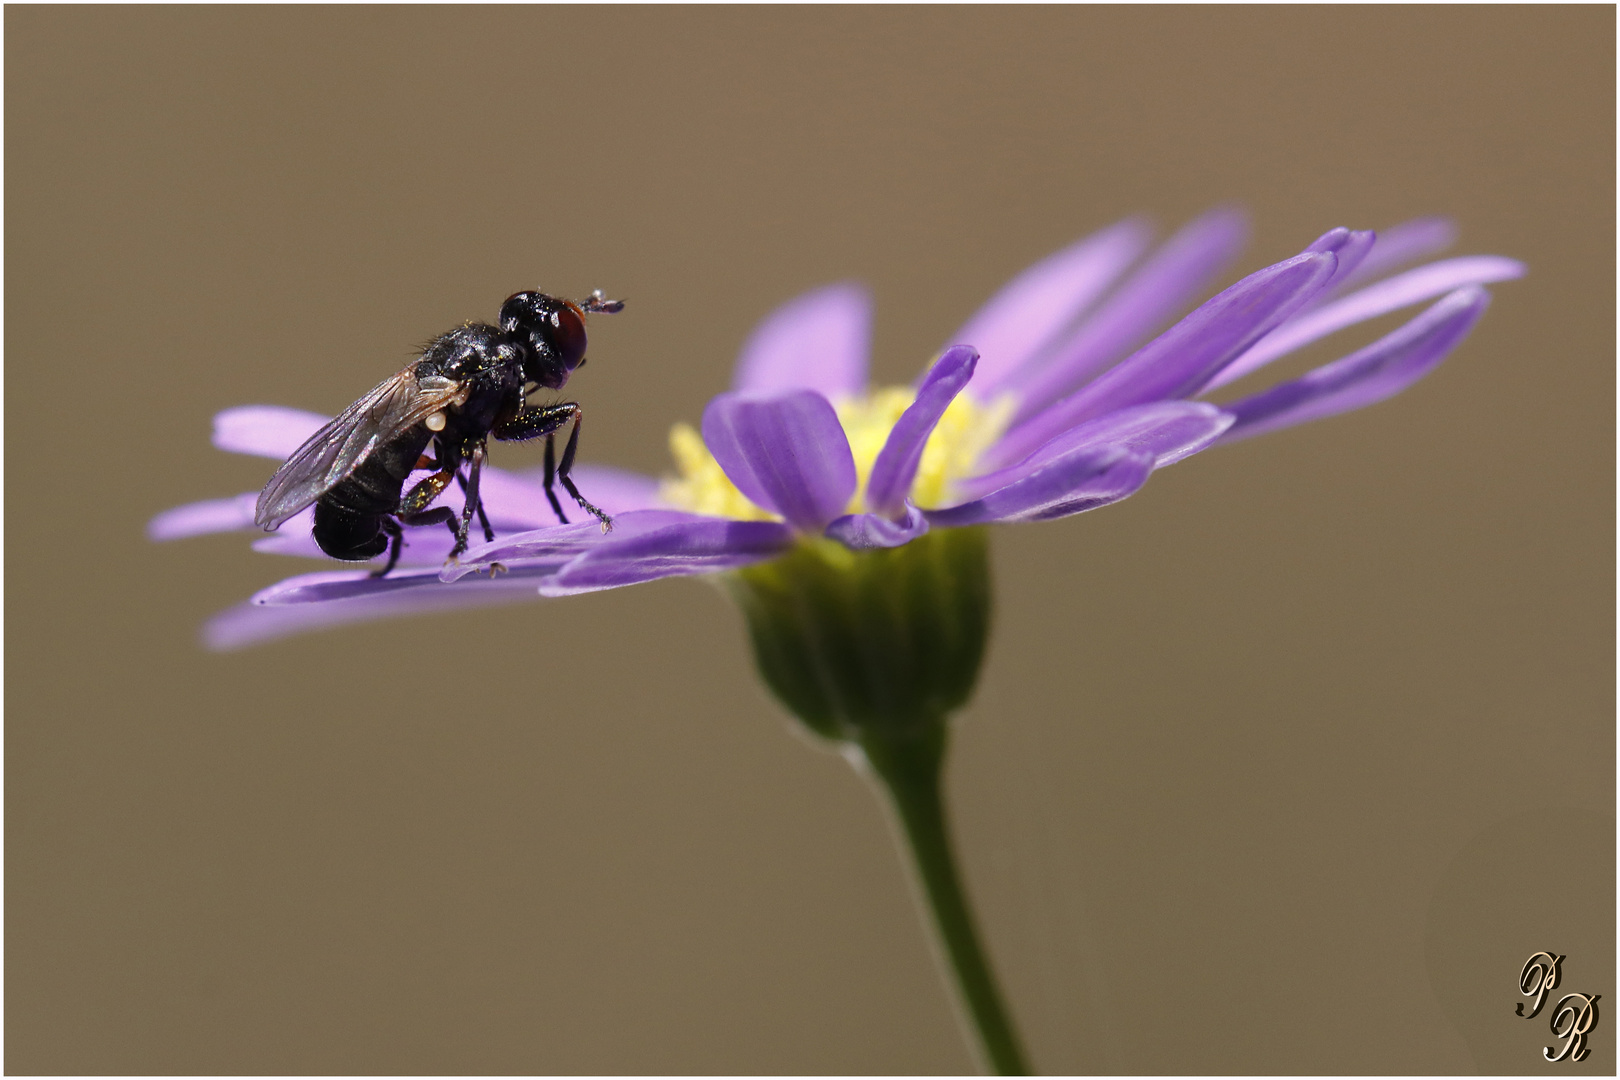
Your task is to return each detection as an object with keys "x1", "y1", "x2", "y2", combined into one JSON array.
[{"x1": 153, "y1": 210, "x2": 1522, "y2": 649}]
